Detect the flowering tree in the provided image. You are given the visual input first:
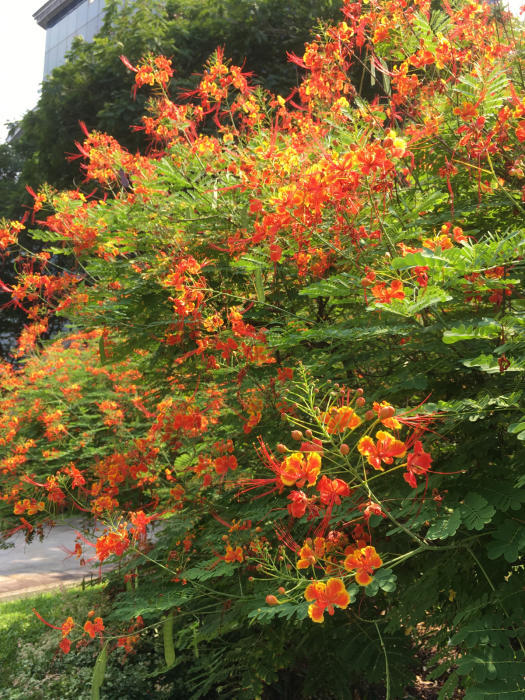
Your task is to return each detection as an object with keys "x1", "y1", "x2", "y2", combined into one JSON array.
[{"x1": 1, "y1": 1, "x2": 524, "y2": 697}]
